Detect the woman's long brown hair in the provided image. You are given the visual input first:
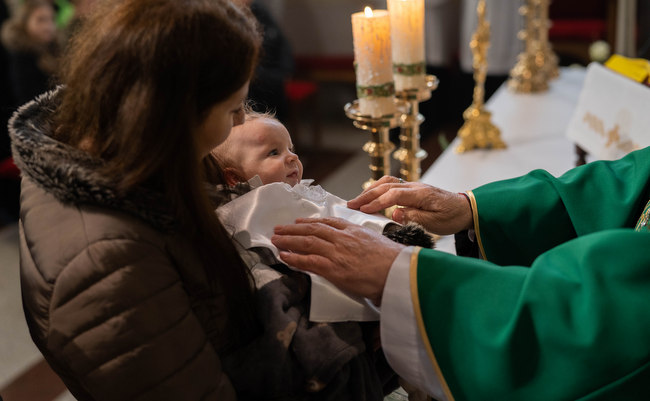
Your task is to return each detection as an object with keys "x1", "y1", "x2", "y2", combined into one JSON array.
[{"x1": 55, "y1": 0, "x2": 262, "y2": 346}]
